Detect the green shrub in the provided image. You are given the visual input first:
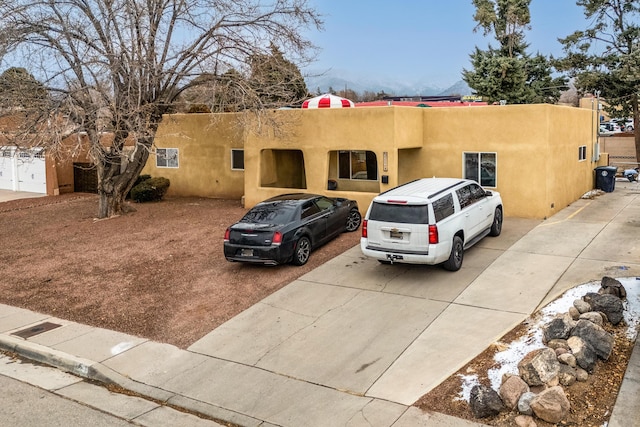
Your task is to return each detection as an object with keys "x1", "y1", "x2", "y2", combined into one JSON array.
[
  {"x1": 130, "y1": 177, "x2": 170, "y2": 203},
  {"x1": 126, "y1": 174, "x2": 152, "y2": 199}
]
